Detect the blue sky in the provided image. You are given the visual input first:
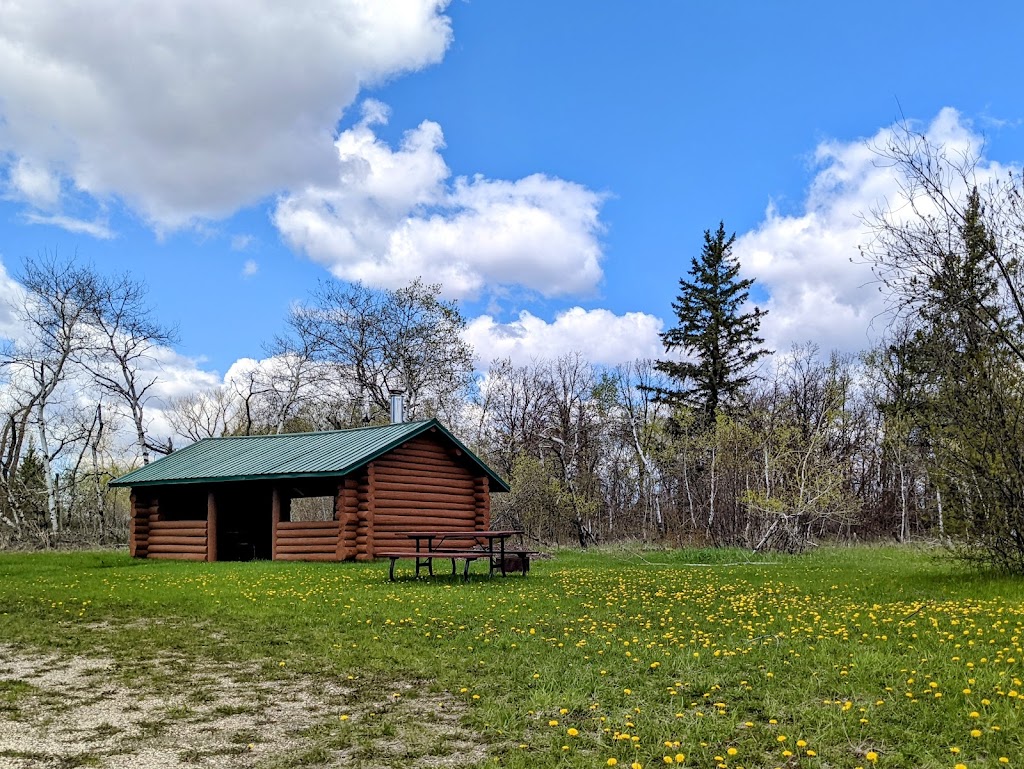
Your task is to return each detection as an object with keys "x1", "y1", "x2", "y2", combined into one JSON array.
[{"x1": 1, "y1": 0, "x2": 1022, "y2": 386}]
